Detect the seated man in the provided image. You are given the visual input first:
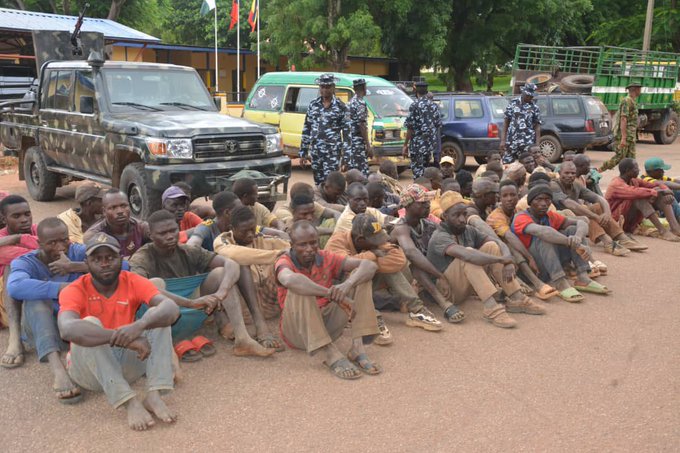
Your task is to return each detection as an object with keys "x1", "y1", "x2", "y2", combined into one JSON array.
[
  {"x1": 232, "y1": 177, "x2": 286, "y2": 231},
  {"x1": 129, "y1": 210, "x2": 275, "y2": 357},
  {"x1": 6, "y1": 218, "x2": 90, "y2": 403},
  {"x1": 289, "y1": 194, "x2": 336, "y2": 248},
  {"x1": 529, "y1": 145, "x2": 557, "y2": 172},
  {"x1": 336, "y1": 182, "x2": 393, "y2": 232},
  {"x1": 455, "y1": 169, "x2": 474, "y2": 198},
  {"x1": 84, "y1": 189, "x2": 148, "y2": 258},
  {"x1": 367, "y1": 173, "x2": 400, "y2": 207},
  {"x1": 345, "y1": 168, "x2": 368, "y2": 185},
  {"x1": 427, "y1": 191, "x2": 546, "y2": 328},
  {"x1": 552, "y1": 161, "x2": 647, "y2": 255},
  {"x1": 469, "y1": 178, "x2": 499, "y2": 221},
  {"x1": 518, "y1": 152, "x2": 538, "y2": 175},
  {"x1": 642, "y1": 157, "x2": 680, "y2": 221},
  {"x1": 440, "y1": 155, "x2": 456, "y2": 179},
  {"x1": 367, "y1": 181, "x2": 398, "y2": 217},
  {"x1": 573, "y1": 154, "x2": 604, "y2": 196},
  {"x1": 479, "y1": 170, "x2": 500, "y2": 184},
  {"x1": 377, "y1": 160, "x2": 403, "y2": 195},
  {"x1": 327, "y1": 212, "x2": 442, "y2": 332},
  {"x1": 58, "y1": 233, "x2": 181, "y2": 431},
  {"x1": 0, "y1": 195, "x2": 39, "y2": 367},
  {"x1": 57, "y1": 182, "x2": 104, "y2": 244},
  {"x1": 274, "y1": 182, "x2": 339, "y2": 232},
  {"x1": 605, "y1": 158, "x2": 680, "y2": 242},
  {"x1": 513, "y1": 185, "x2": 610, "y2": 303},
  {"x1": 423, "y1": 167, "x2": 443, "y2": 192},
  {"x1": 276, "y1": 220, "x2": 381, "y2": 380},
  {"x1": 474, "y1": 152, "x2": 502, "y2": 178},
  {"x1": 314, "y1": 170, "x2": 349, "y2": 212},
  {"x1": 516, "y1": 172, "x2": 557, "y2": 213},
  {"x1": 161, "y1": 186, "x2": 202, "y2": 236},
  {"x1": 503, "y1": 162, "x2": 528, "y2": 196}
]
